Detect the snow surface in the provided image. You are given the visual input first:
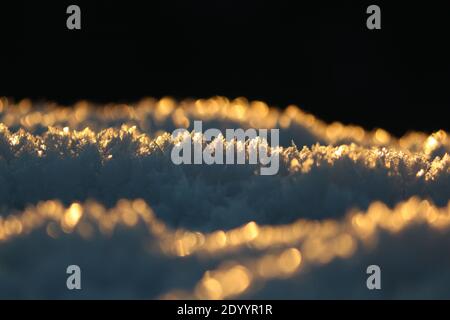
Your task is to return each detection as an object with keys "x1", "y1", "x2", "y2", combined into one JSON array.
[{"x1": 0, "y1": 97, "x2": 449, "y2": 299}]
